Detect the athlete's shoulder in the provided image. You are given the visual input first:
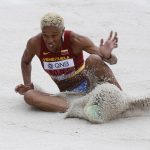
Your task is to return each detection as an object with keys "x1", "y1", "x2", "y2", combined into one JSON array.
[
  {"x1": 27, "y1": 33, "x2": 41, "y2": 47},
  {"x1": 66, "y1": 31, "x2": 86, "y2": 54},
  {"x1": 25, "y1": 33, "x2": 42, "y2": 55},
  {"x1": 69, "y1": 31, "x2": 86, "y2": 43},
  {"x1": 25, "y1": 33, "x2": 42, "y2": 56},
  {"x1": 69, "y1": 31, "x2": 89, "y2": 49}
]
